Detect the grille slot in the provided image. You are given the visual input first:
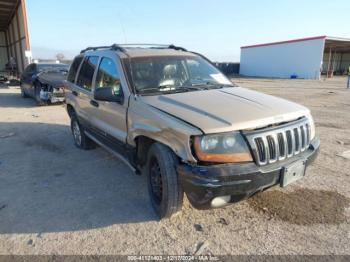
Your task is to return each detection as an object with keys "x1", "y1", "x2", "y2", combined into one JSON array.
[
  {"x1": 300, "y1": 126, "x2": 306, "y2": 149},
  {"x1": 255, "y1": 137, "x2": 266, "y2": 163},
  {"x1": 286, "y1": 130, "x2": 293, "y2": 155},
  {"x1": 277, "y1": 133, "x2": 285, "y2": 158},
  {"x1": 267, "y1": 135, "x2": 277, "y2": 160},
  {"x1": 245, "y1": 118, "x2": 312, "y2": 166}
]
